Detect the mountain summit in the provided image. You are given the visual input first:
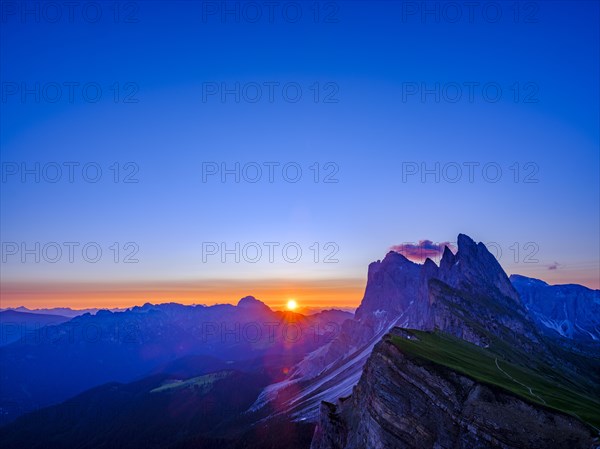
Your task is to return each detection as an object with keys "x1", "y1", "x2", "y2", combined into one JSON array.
[
  {"x1": 252, "y1": 234, "x2": 583, "y2": 421},
  {"x1": 356, "y1": 233, "x2": 520, "y2": 320},
  {"x1": 307, "y1": 235, "x2": 600, "y2": 448},
  {"x1": 237, "y1": 296, "x2": 272, "y2": 312}
]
